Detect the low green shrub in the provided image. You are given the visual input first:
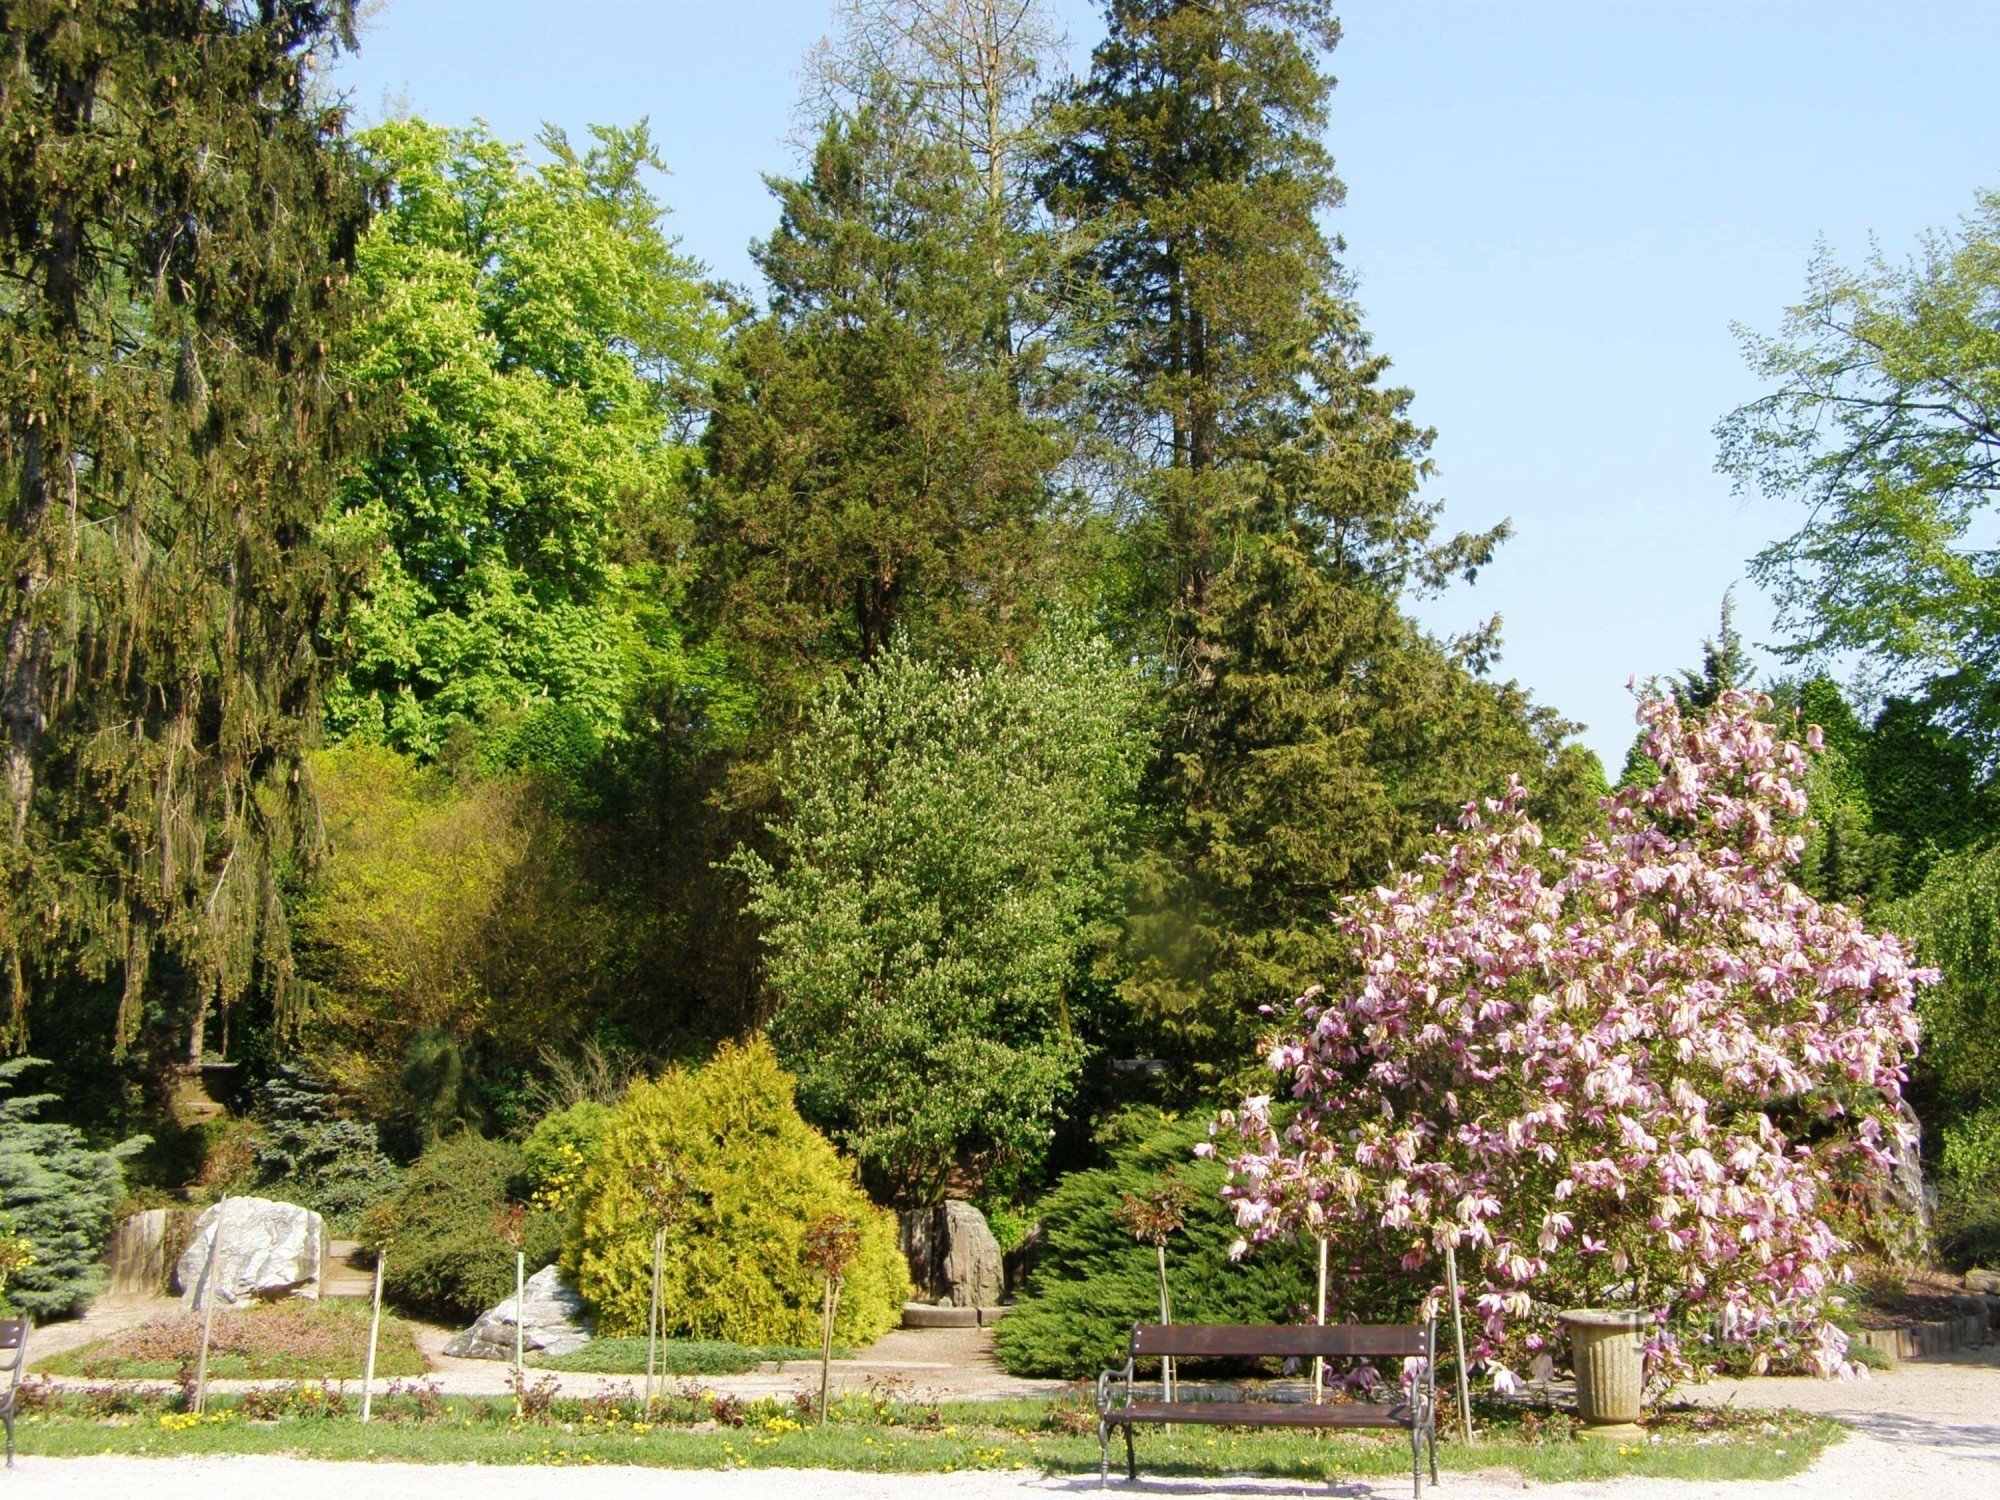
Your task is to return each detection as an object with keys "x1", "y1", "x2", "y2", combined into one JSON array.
[
  {"x1": 995, "y1": 1111, "x2": 1333, "y2": 1378},
  {"x1": 361, "y1": 1132, "x2": 560, "y2": 1321},
  {"x1": 0, "y1": 1057, "x2": 145, "y2": 1318},
  {"x1": 521, "y1": 1100, "x2": 610, "y2": 1213},
  {"x1": 250, "y1": 1067, "x2": 401, "y2": 1228},
  {"x1": 570, "y1": 1037, "x2": 908, "y2": 1345}
]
